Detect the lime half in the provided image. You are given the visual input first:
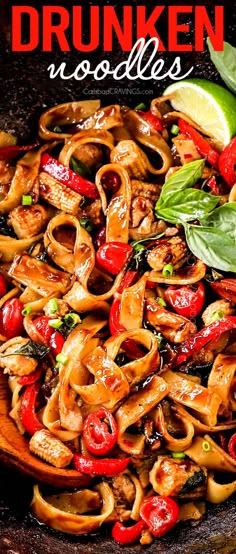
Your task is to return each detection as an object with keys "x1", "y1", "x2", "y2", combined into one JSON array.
[{"x1": 163, "y1": 79, "x2": 236, "y2": 149}]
